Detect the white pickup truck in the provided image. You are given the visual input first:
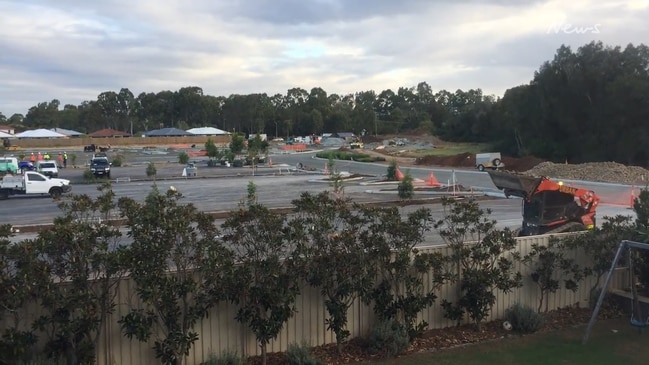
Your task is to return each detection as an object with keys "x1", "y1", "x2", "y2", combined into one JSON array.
[{"x1": 0, "y1": 171, "x2": 72, "y2": 200}]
